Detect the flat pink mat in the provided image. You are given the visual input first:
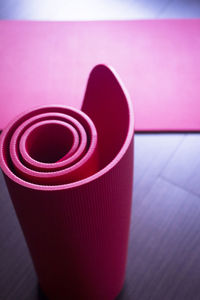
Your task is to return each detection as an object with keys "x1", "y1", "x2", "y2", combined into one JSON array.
[{"x1": 0, "y1": 20, "x2": 200, "y2": 131}]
